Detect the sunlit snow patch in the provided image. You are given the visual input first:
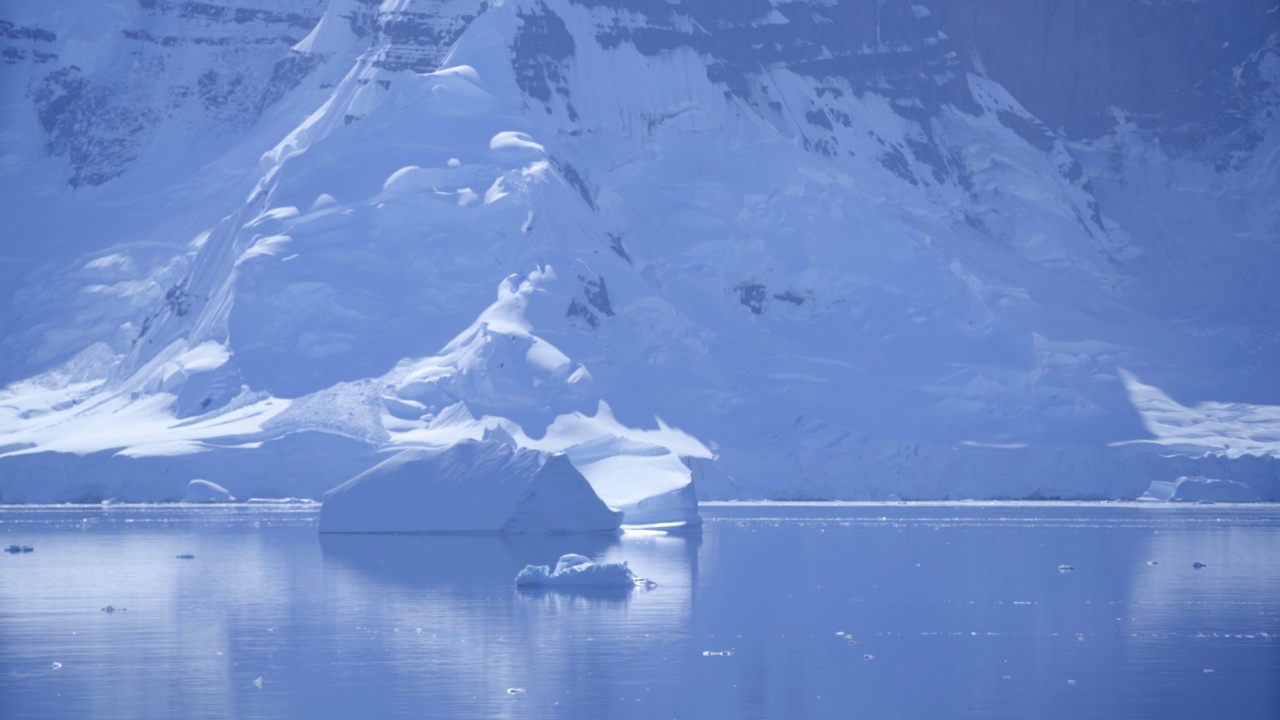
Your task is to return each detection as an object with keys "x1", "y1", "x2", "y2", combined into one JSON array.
[{"x1": 184, "y1": 479, "x2": 234, "y2": 503}]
